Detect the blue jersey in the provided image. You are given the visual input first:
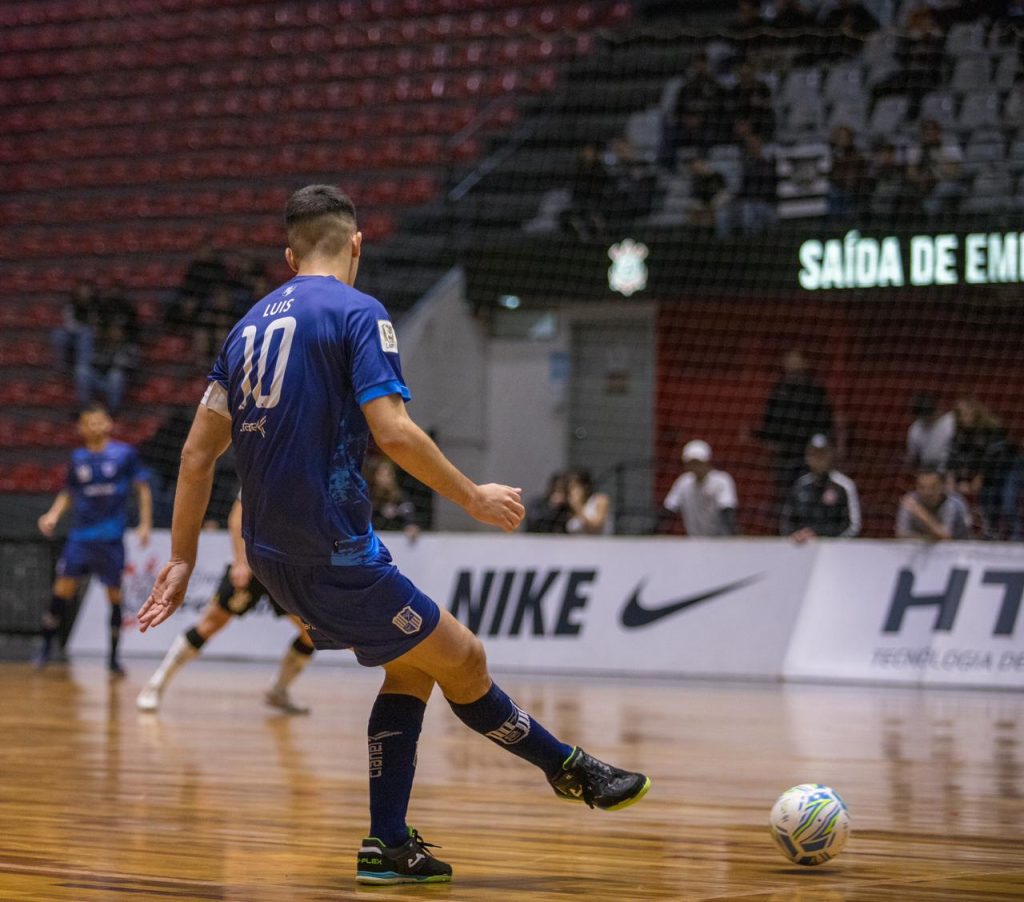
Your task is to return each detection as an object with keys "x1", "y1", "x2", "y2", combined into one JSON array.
[
  {"x1": 65, "y1": 441, "x2": 141, "y2": 542},
  {"x1": 209, "y1": 275, "x2": 410, "y2": 566}
]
